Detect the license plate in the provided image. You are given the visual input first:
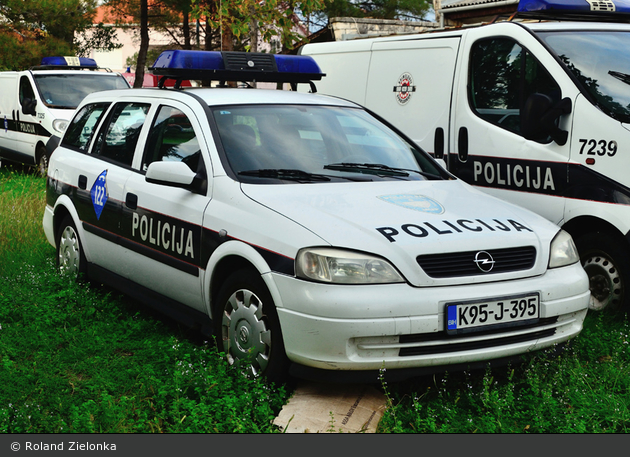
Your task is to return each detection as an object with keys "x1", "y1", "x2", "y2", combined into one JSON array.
[{"x1": 446, "y1": 293, "x2": 540, "y2": 334}]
